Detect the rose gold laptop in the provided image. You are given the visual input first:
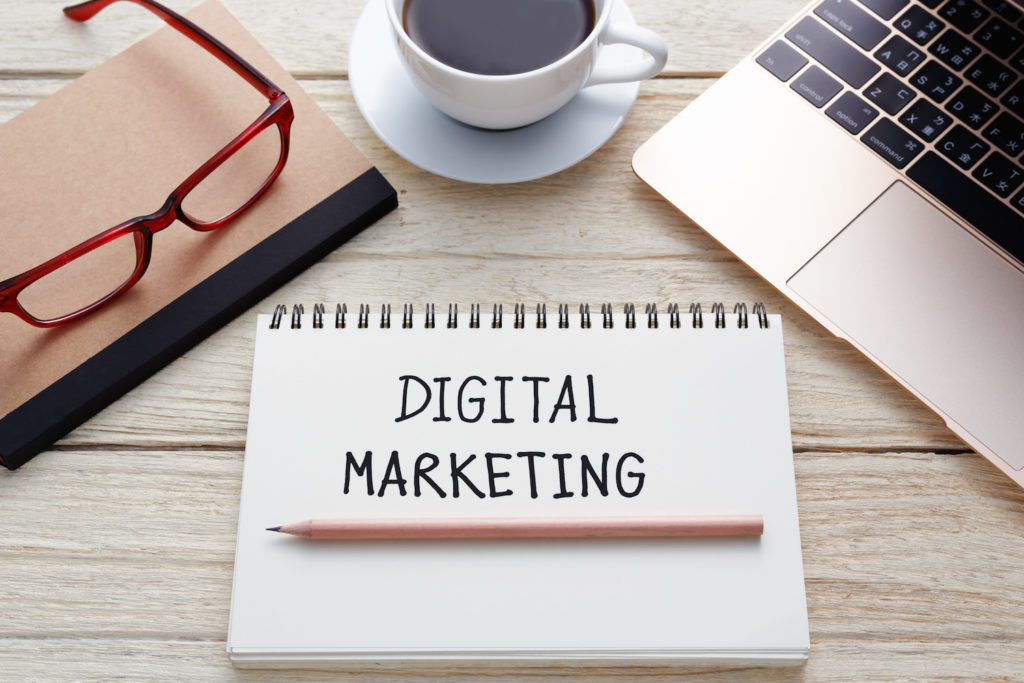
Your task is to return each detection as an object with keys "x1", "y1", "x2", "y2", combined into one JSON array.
[{"x1": 633, "y1": 0, "x2": 1024, "y2": 486}]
